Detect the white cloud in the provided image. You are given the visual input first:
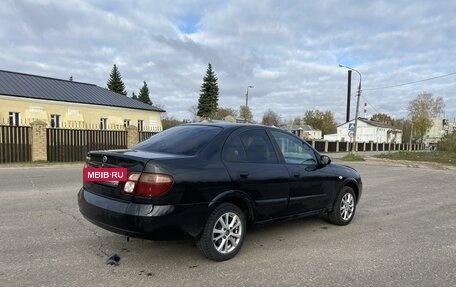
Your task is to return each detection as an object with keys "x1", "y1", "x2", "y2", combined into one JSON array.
[{"x1": 1, "y1": 0, "x2": 455, "y2": 122}]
